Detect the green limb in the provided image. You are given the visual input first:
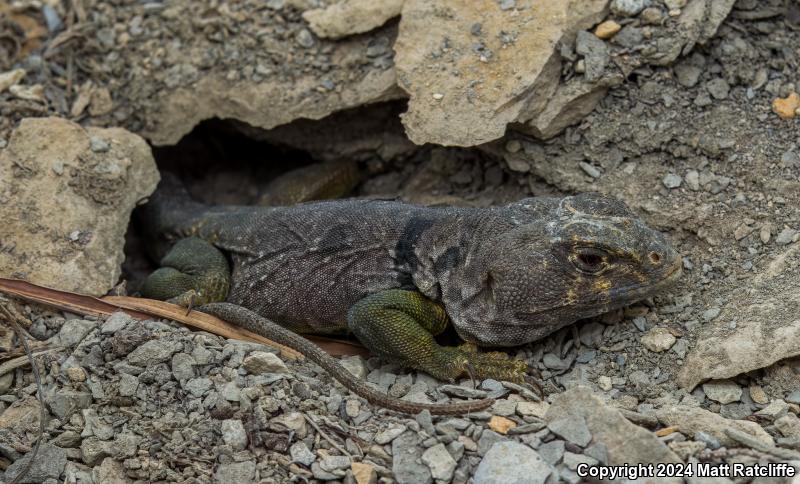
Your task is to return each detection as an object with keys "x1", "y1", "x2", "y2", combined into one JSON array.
[
  {"x1": 347, "y1": 289, "x2": 528, "y2": 383},
  {"x1": 141, "y1": 237, "x2": 230, "y2": 306}
]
